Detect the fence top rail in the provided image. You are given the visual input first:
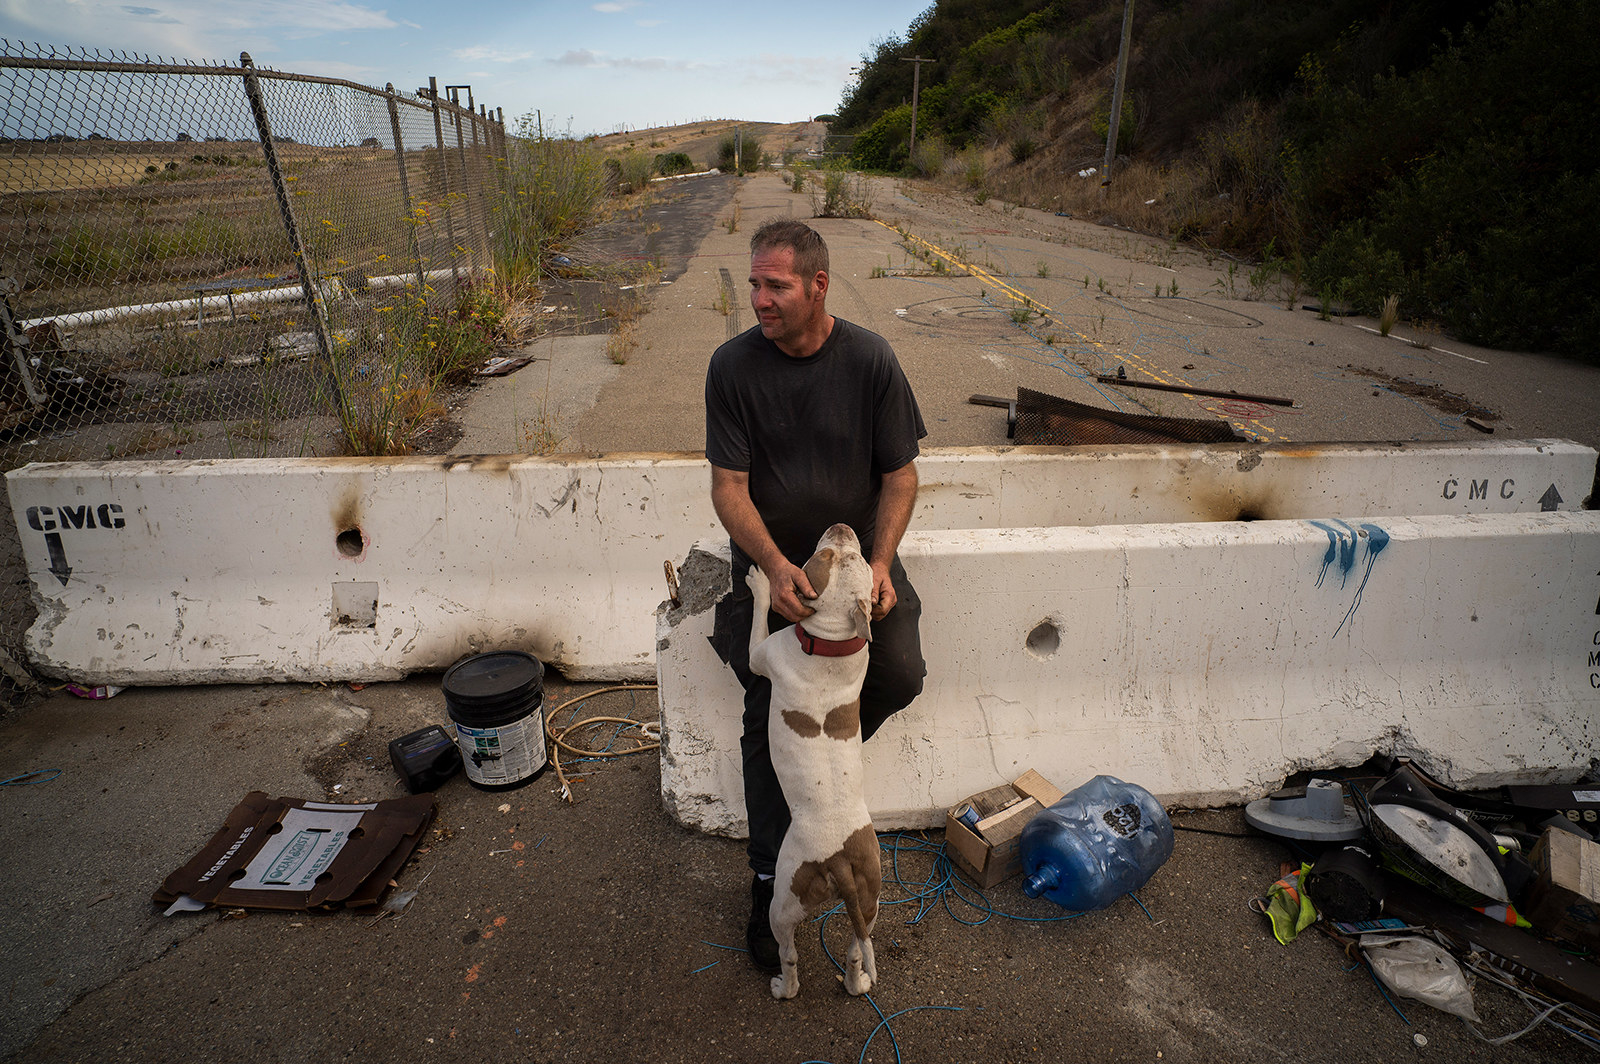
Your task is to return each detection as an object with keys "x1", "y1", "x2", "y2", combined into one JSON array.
[{"x1": 0, "y1": 40, "x2": 494, "y2": 124}]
